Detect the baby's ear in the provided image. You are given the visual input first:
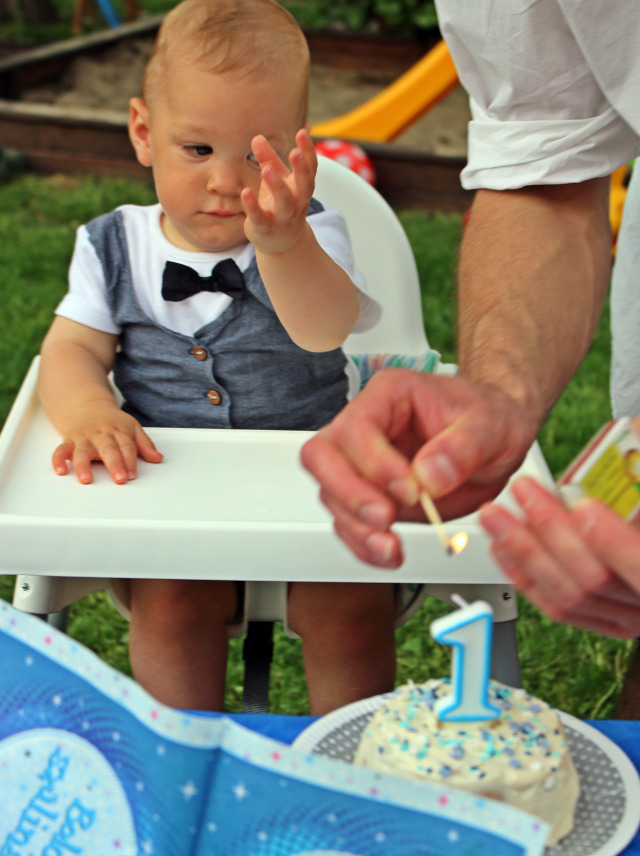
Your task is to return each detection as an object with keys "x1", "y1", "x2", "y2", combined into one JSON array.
[{"x1": 128, "y1": 97, "x2": 152, "y2": 167}]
